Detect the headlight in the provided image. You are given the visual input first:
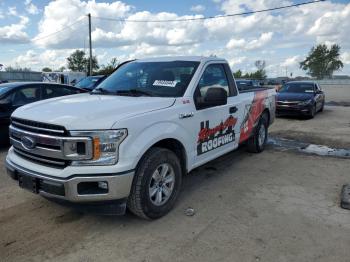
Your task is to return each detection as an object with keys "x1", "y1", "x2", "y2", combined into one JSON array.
[
  {"x1": 68, "y1": 129, "x2": 127, "y2": 166},
  {"x1": 298, "y1": 99, "x2": 312, "y2": 106}
]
